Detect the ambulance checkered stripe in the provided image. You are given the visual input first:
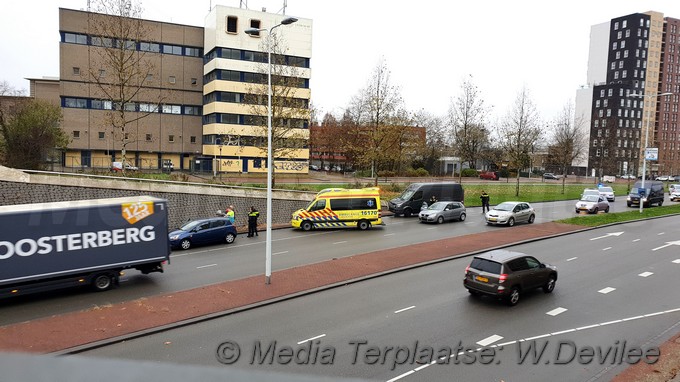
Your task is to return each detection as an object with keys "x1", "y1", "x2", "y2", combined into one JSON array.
[{"x1": 313, "y1": 222, "x2": 348, "y2": 228}]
